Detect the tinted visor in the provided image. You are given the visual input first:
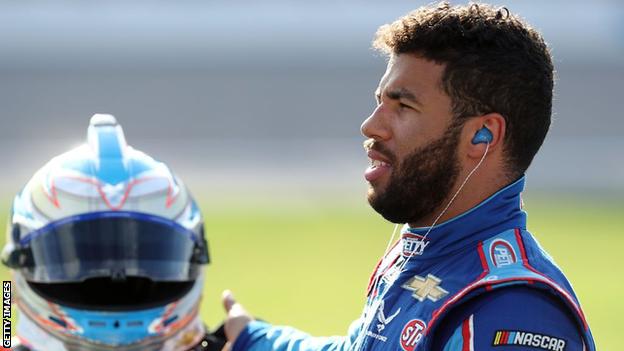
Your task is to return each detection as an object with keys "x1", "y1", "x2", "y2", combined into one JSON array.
[{"x1": 17, "y1": 212, "x2": 207, "y2": 283}]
